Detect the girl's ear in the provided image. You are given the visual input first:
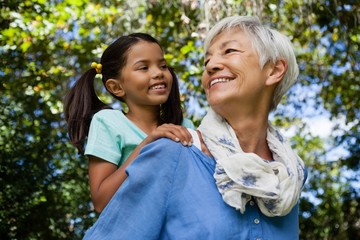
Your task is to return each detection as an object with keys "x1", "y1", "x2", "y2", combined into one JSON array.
[
  {"x1": 105, "y1": 79, "x2": 125, "y2": 97},
  {"x1": 265, "y1": 59, "x2": 287, "y2": 86}
]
